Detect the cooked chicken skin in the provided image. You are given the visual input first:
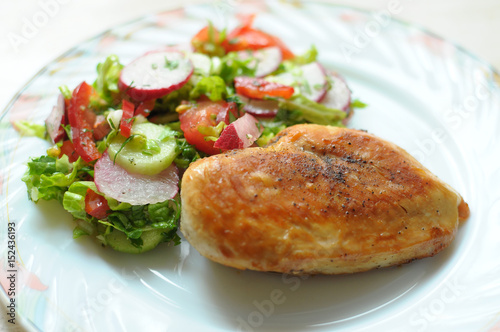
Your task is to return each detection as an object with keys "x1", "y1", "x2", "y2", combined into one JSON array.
[{"x1": 180, "y1": 124, "x2": 469, "y2": 274}]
